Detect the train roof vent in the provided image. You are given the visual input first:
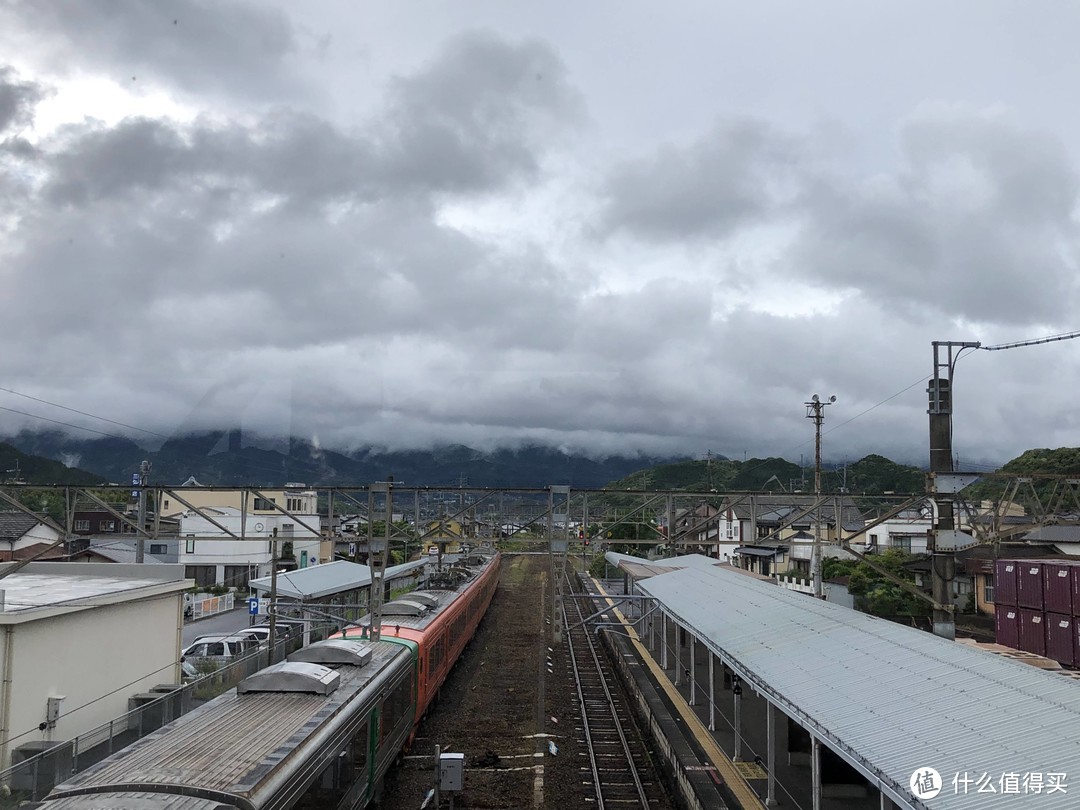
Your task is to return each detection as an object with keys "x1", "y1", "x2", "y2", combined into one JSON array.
[
  {"x1": 238, "y1": 661, "x2": 340, "y2": 695},
  {"x1": 405, "y1": 591, "x2": 440, "y2": 608},
  {"x1": 382, "y1": 599, "x2": 428, "y2": 617},
  {"x1": 288, "y1": 639, "x2": 373, "y2": 667}
]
